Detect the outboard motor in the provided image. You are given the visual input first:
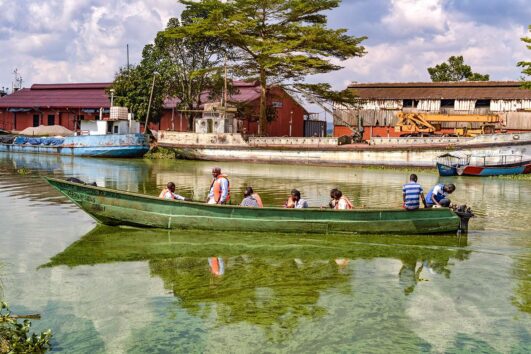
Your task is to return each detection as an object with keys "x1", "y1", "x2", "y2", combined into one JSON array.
[{"x1": 452, "y1": 204, "x2": 474, "y2": 234}]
